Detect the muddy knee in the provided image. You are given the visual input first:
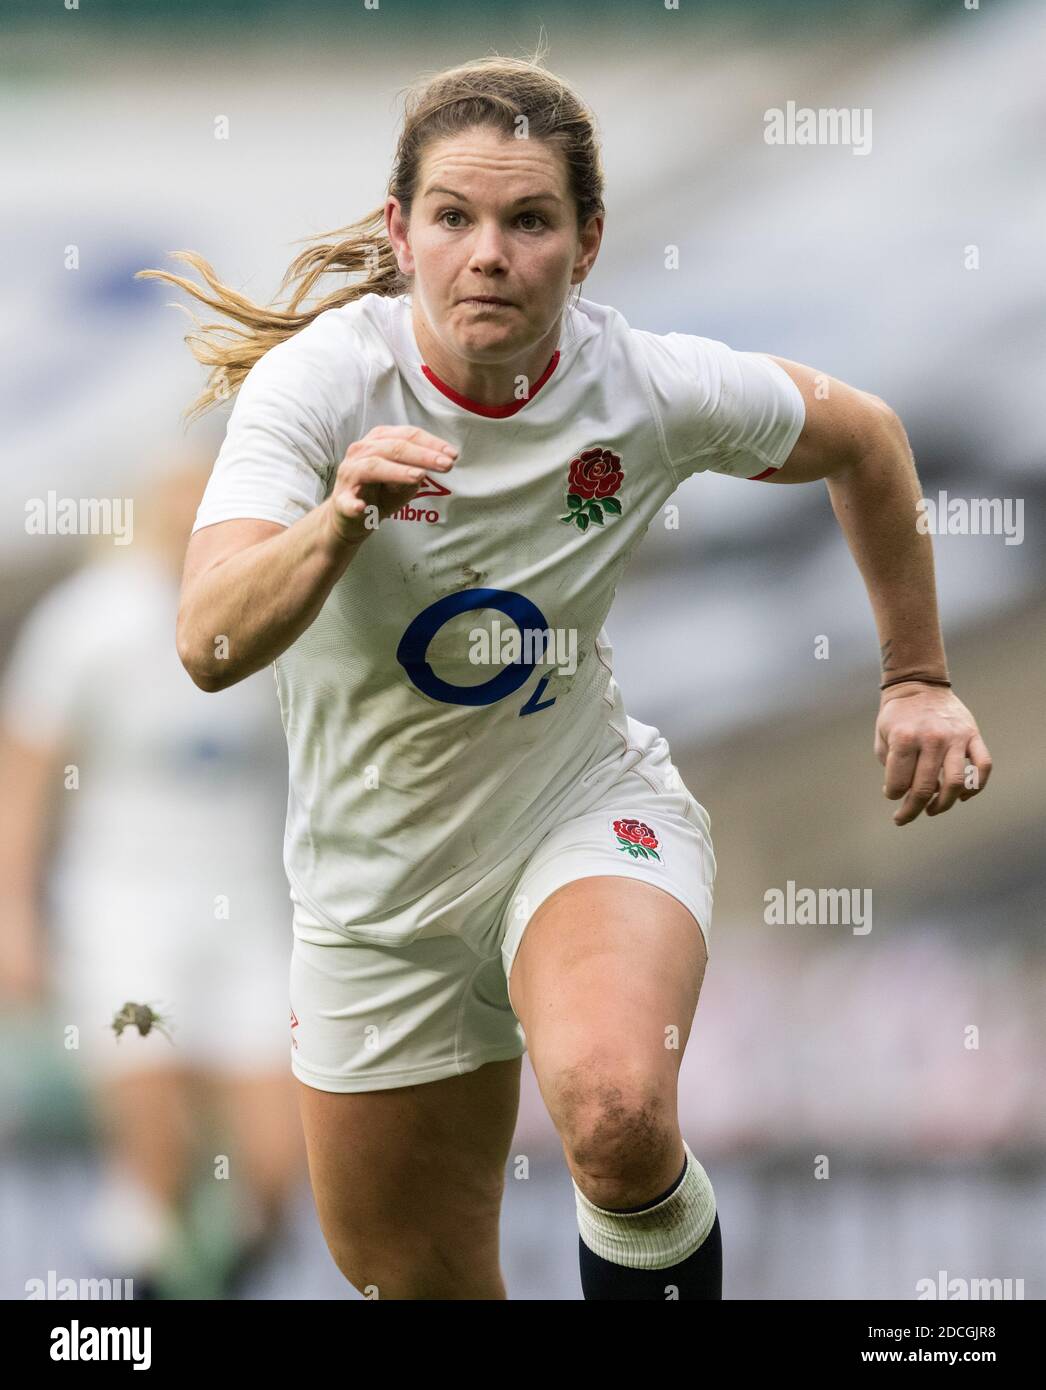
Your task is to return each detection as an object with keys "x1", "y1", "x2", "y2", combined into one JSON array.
[{"x1": 553, "y1": 1064, "x2": 680, "y2": 1209}]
